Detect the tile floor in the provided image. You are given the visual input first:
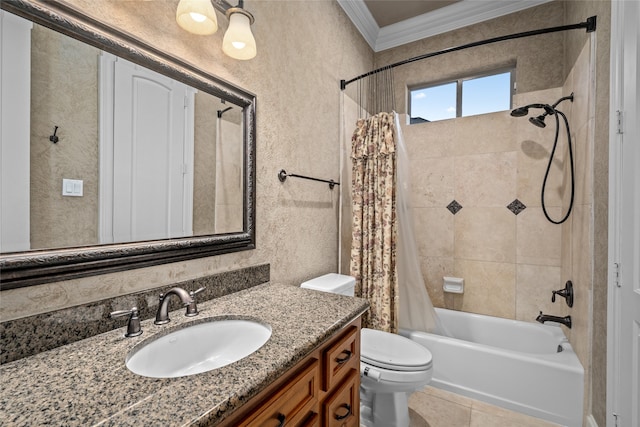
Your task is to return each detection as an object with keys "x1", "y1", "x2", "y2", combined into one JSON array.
[{"x1": 408, "y1": 386, "x2": 561, "y2": 427}]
